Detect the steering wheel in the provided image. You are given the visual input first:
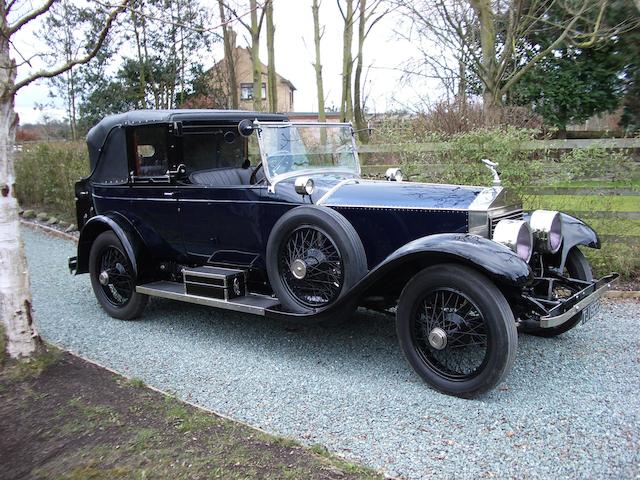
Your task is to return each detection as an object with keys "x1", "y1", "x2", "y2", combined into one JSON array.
[
  {"x1": 250, "y1": 162, "x2": 264, "y2": 185},
  {"x1": 267, "y1": 150, "x2": 295, "y2": 176}
]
